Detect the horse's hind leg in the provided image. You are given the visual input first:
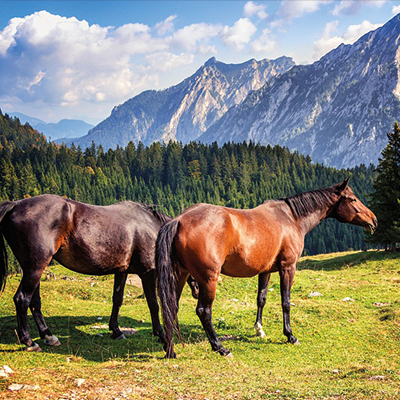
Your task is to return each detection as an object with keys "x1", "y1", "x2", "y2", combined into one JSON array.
[
  {"x1": 141, "y1": 269, "x2": 167, "y2": 346},
  {"x1": 30, "y1": 283, "x2": 60, "y2": 346},
  {"x1": 254, "y1": 272, "x2": 271, "y2": 338},
  {"x1": 109, "y1": 272, "x2": 128, "y2": 339},
  {"x1": 14, "y1": 269, "x2": 45, "y2": 351},
  {"x1": 196, "y1": 279, "x2": 231, "y2": 357},
  {"x1": 187, "y1": 275, "x2": 199, "y2": 299}
]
